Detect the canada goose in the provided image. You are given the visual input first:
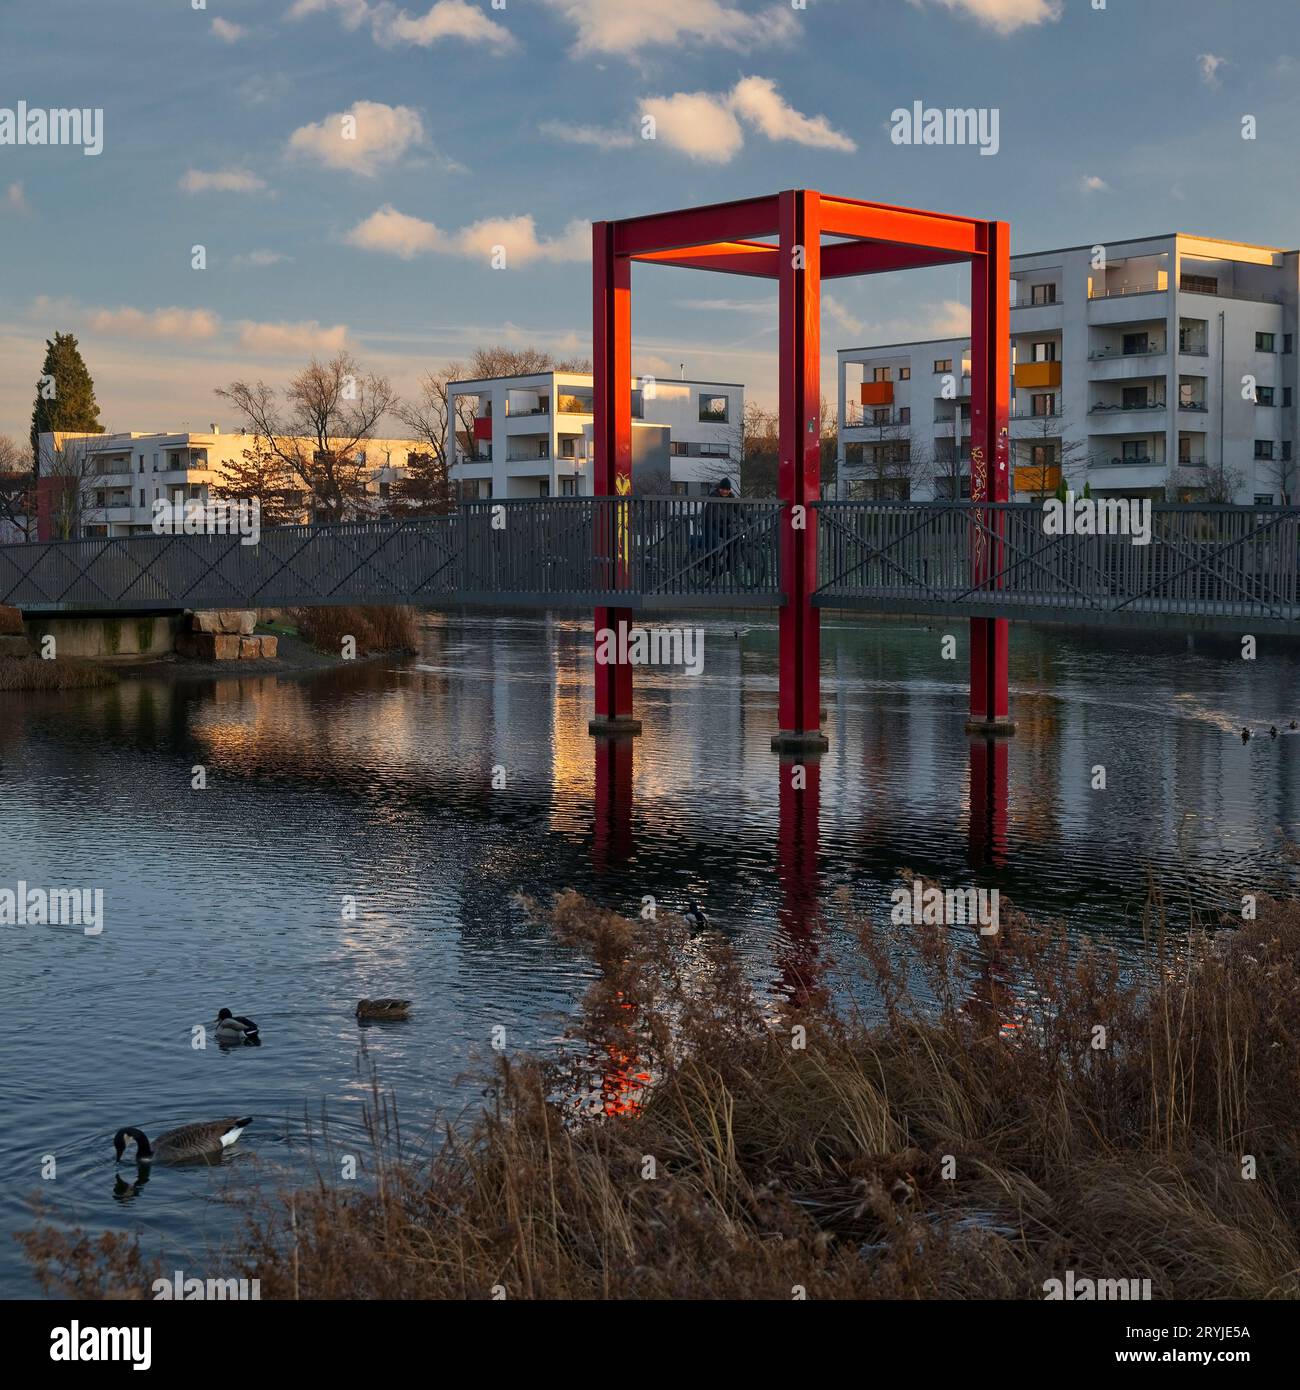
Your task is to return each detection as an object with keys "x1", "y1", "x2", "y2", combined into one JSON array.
[
  {"x1": 113, "y1": 1117, "x2": 252, "y2": 1164},
  {"x1": 684, "y1": 899, "x2": 709, "y2": 929},
  {"x1": 1270, "y1": 726, "x2": 1279, "y2": 739},
  {"x1": 356, "y1": 998, "x2": 411, "y2": 1021},
  {"x1": 214, "y1": 1008, "x2": 259, "y2": 1044}
]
